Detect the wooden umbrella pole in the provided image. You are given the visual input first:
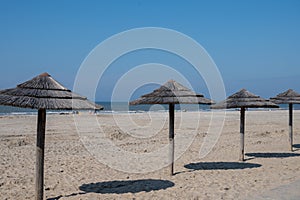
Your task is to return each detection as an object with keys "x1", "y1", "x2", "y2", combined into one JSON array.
[
  {"x1": 239, "y1": 107, "x2": 246, "y2": 161},
  {"x1": 169, "y1": 103, "x2": 175, "y2": 176},
  {"x1": 36, "y1": 108, "x2": 46, "y2": 200},
  {"x1": 289, "y1": 103, "x2": 293, "y2": 151}
]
